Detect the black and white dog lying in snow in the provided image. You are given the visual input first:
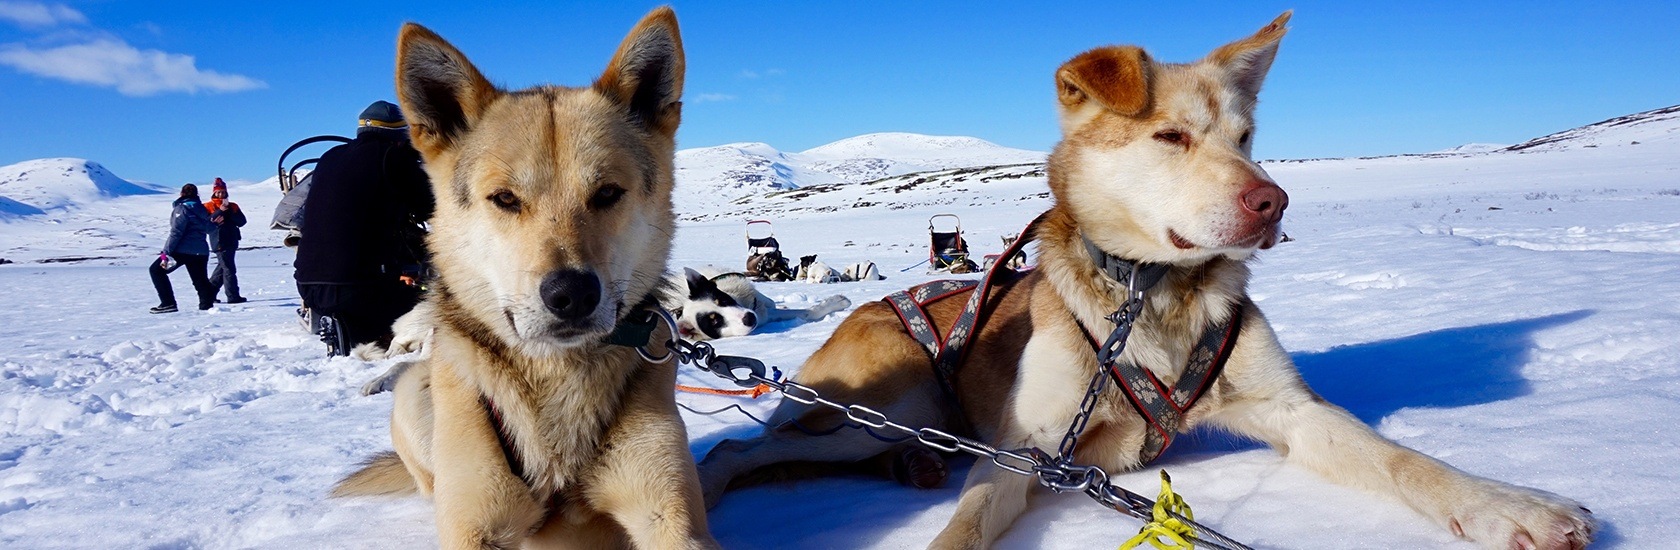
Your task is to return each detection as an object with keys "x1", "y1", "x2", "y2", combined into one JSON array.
[{"x1": 659, "y1": 267, "x2": 852, "y2": 341}]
